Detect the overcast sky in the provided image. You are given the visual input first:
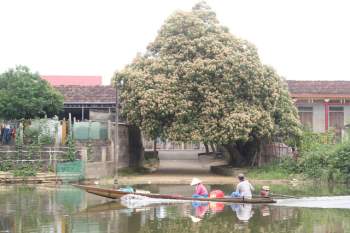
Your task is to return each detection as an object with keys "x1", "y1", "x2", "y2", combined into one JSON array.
[{"x1": 0, "y1": 0, "x2": 349, "y2": 84}]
